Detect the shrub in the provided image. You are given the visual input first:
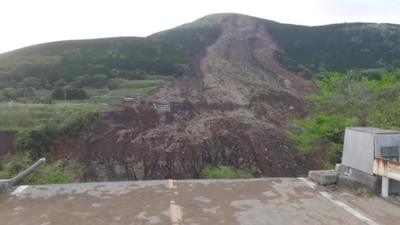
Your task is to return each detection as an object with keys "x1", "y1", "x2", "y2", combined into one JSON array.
[
  {"x1": 25, "y1": 160, "x2": 74, "y2": 185},
  {"x1": 289, "y1": 115, "x2": 359, "y2": 166},
  {"x1": 0, "y1": 153, "x2": 74, "y2": 185},
  {"x1": 51, "y1": 88, "x2": 65, "y2": 100},
  {"x1": 291, "y1": 70, "x2": 400, "y2": 167},
  {"x1": 16, "y1": 122, "x2": 61, "y2": 159},
  {"x1": 2, "y1": 87, "x2": 21, "y2": 100},
  {"x1": 0, "y1": 152, "x2": 32, "y2": 179},
  {"x1": 77, "y1": 74, "x2": 109, "y2": 88},
  {"x1": 16, "y1": 111, "x2": 99, "y2": 159}
]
